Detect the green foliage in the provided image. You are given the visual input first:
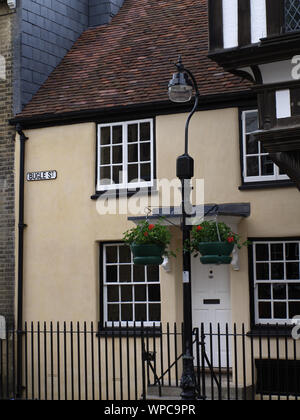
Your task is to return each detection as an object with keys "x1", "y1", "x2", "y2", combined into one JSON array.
[
  {"x1": 123, "y1": 220, "x2": 175, "y2": 256},
  {"x1": 187, "y1": 220, "x2": 249, "y2": 255}
]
